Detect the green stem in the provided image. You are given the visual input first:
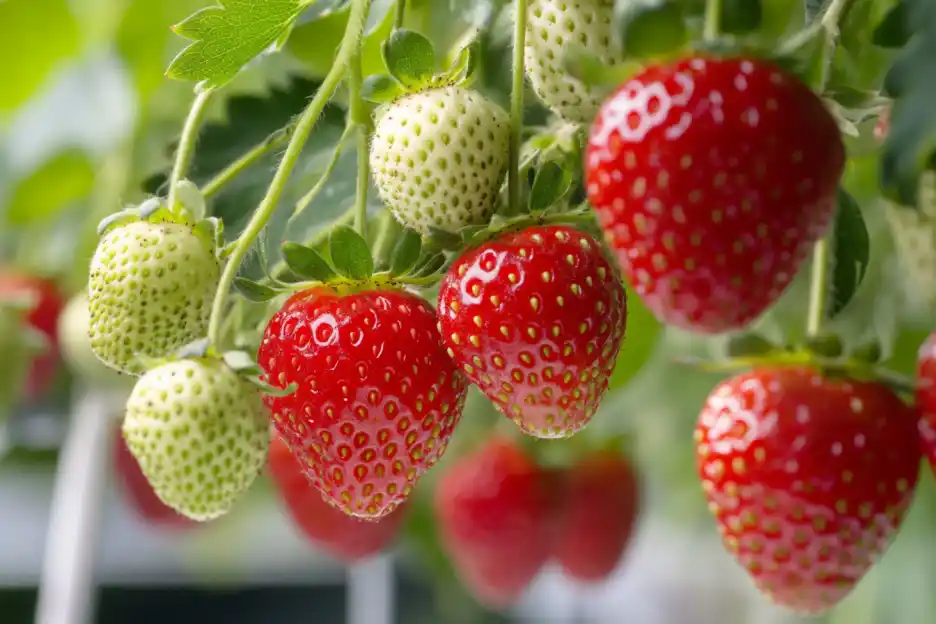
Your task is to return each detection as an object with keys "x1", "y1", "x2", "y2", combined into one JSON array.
[
  {"x1": 507, "y1": 0, "x2": 528, "y2": 217},
  {"x1": 703, "y1": 0, "x2": 722, "y2": 41},
  {"x1": 201, "y1": 125, "x2": 294, "y2": 199},
  {"x1": 168, "y1": 88, "x2": 214, "y2": 212},
  {"x1": 348, "y1": 39, "x2": 370, "y2": 239},
  {"x1": 394, "y1": 0, "x2": 406, "y2": 29},
  {"x1": 804, "y1": 0, "x2": 853, "y2": 338},
  {"x1": 206, "y1": 0, "x2": 372, "y2": 348}
]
